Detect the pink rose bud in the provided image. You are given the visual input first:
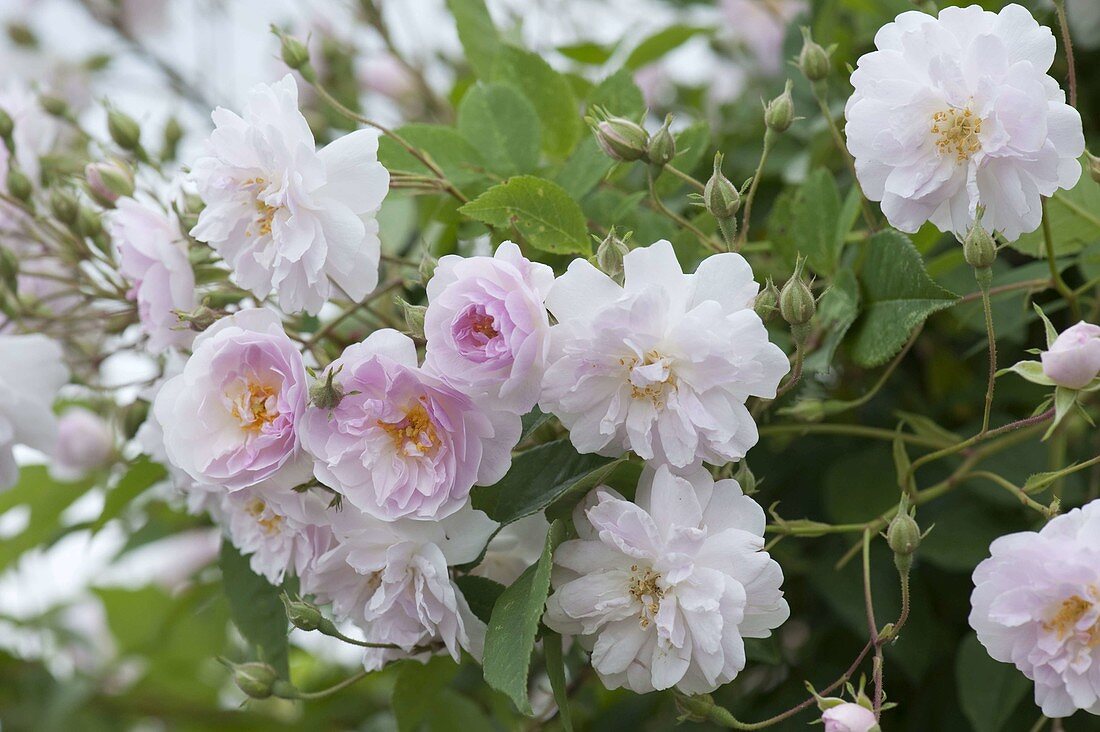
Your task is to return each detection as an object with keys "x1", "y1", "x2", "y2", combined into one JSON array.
[
  {"x1": 822, "y1": 702, "x2": 879, "y2": 732},
  {"x1": 51, "y1": 407, "x2": 114, "y2": 481},
  {"x1": 1040, "y1": 321, "x2": 1100, "y2": 389},
  {"x1": 85, "y1": 159, "x2": 134, "y2": 206}
]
